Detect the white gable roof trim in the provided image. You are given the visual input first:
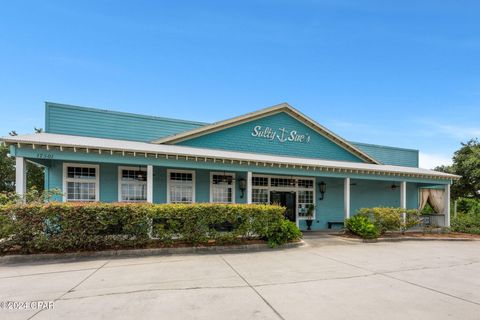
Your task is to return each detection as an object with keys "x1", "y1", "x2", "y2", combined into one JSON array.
[
  {"x1": 2, "y1": 133, "x2": 459, "y2": 181},
  {"x1": 151, "y1": 103, "x2": 381, "y2": 165}
]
